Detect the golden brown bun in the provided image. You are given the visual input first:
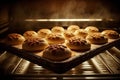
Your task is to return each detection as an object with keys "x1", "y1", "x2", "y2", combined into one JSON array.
[
  {"x1": 23, "y1": 31, "x2": 38, "y2": 39},
  {"x1": 5, "y1": 33, "x2": 25, "y2": 45},
  {"x1": 101, "y1": 30, "x2": 119, "y2": 39},
  {"x1": 67, "y1": 25, "x2": 80, "y2": 33},
  {"x1": 85, "y1": 26, "x2": 99, "y2": 33},
  {"x1": 51, "y1": 26, "x2": 64, "y2": 34},
  {"x1": 42, "y1": 44, "x2": 72, "y2": 61},
  {"x1": 37, "y1": 29, "x2": 51, "y2": 38},
  {"x1": 86, "y1": 33, "x2": 108, "y2": 44},
  {"x1": 64, "y1": 31, "x2": 75, "y2": 40},
  {"x1": 22, "y1": 37, "x2": 48, "y2": 52},
  {"x1": 74, "y1": 29, "x2": 88, "y2": 39},
  {"x1": 66, "y1": 37, "x2": 91, "y2": 51},
  {"x1": 46, "y1": 33, "x2": 65, "y2": 44}
]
